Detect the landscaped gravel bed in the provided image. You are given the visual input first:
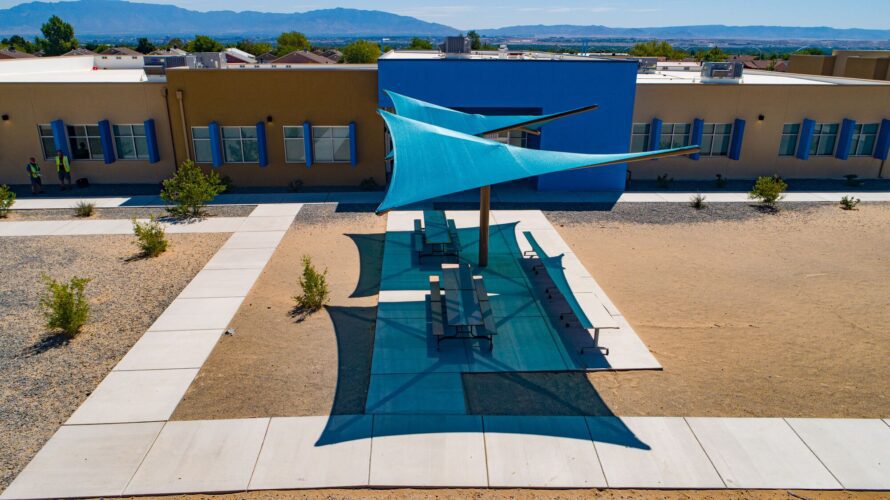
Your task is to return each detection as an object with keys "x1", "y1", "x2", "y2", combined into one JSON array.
[
  {"x1": 4, "y1": 204, "x2": 256, "y2": 221},
  {"x1": 0, "y1": 233, "x2": 229, "y2": 490},
  {"x1": 544, "y1": 201, "x2": 828, "y2": 225}
]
